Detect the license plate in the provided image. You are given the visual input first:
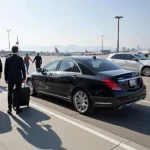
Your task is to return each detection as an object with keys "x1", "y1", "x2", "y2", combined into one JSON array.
[{"x1": 129, "y1": 79, "x2": 136, "y2": 87}]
